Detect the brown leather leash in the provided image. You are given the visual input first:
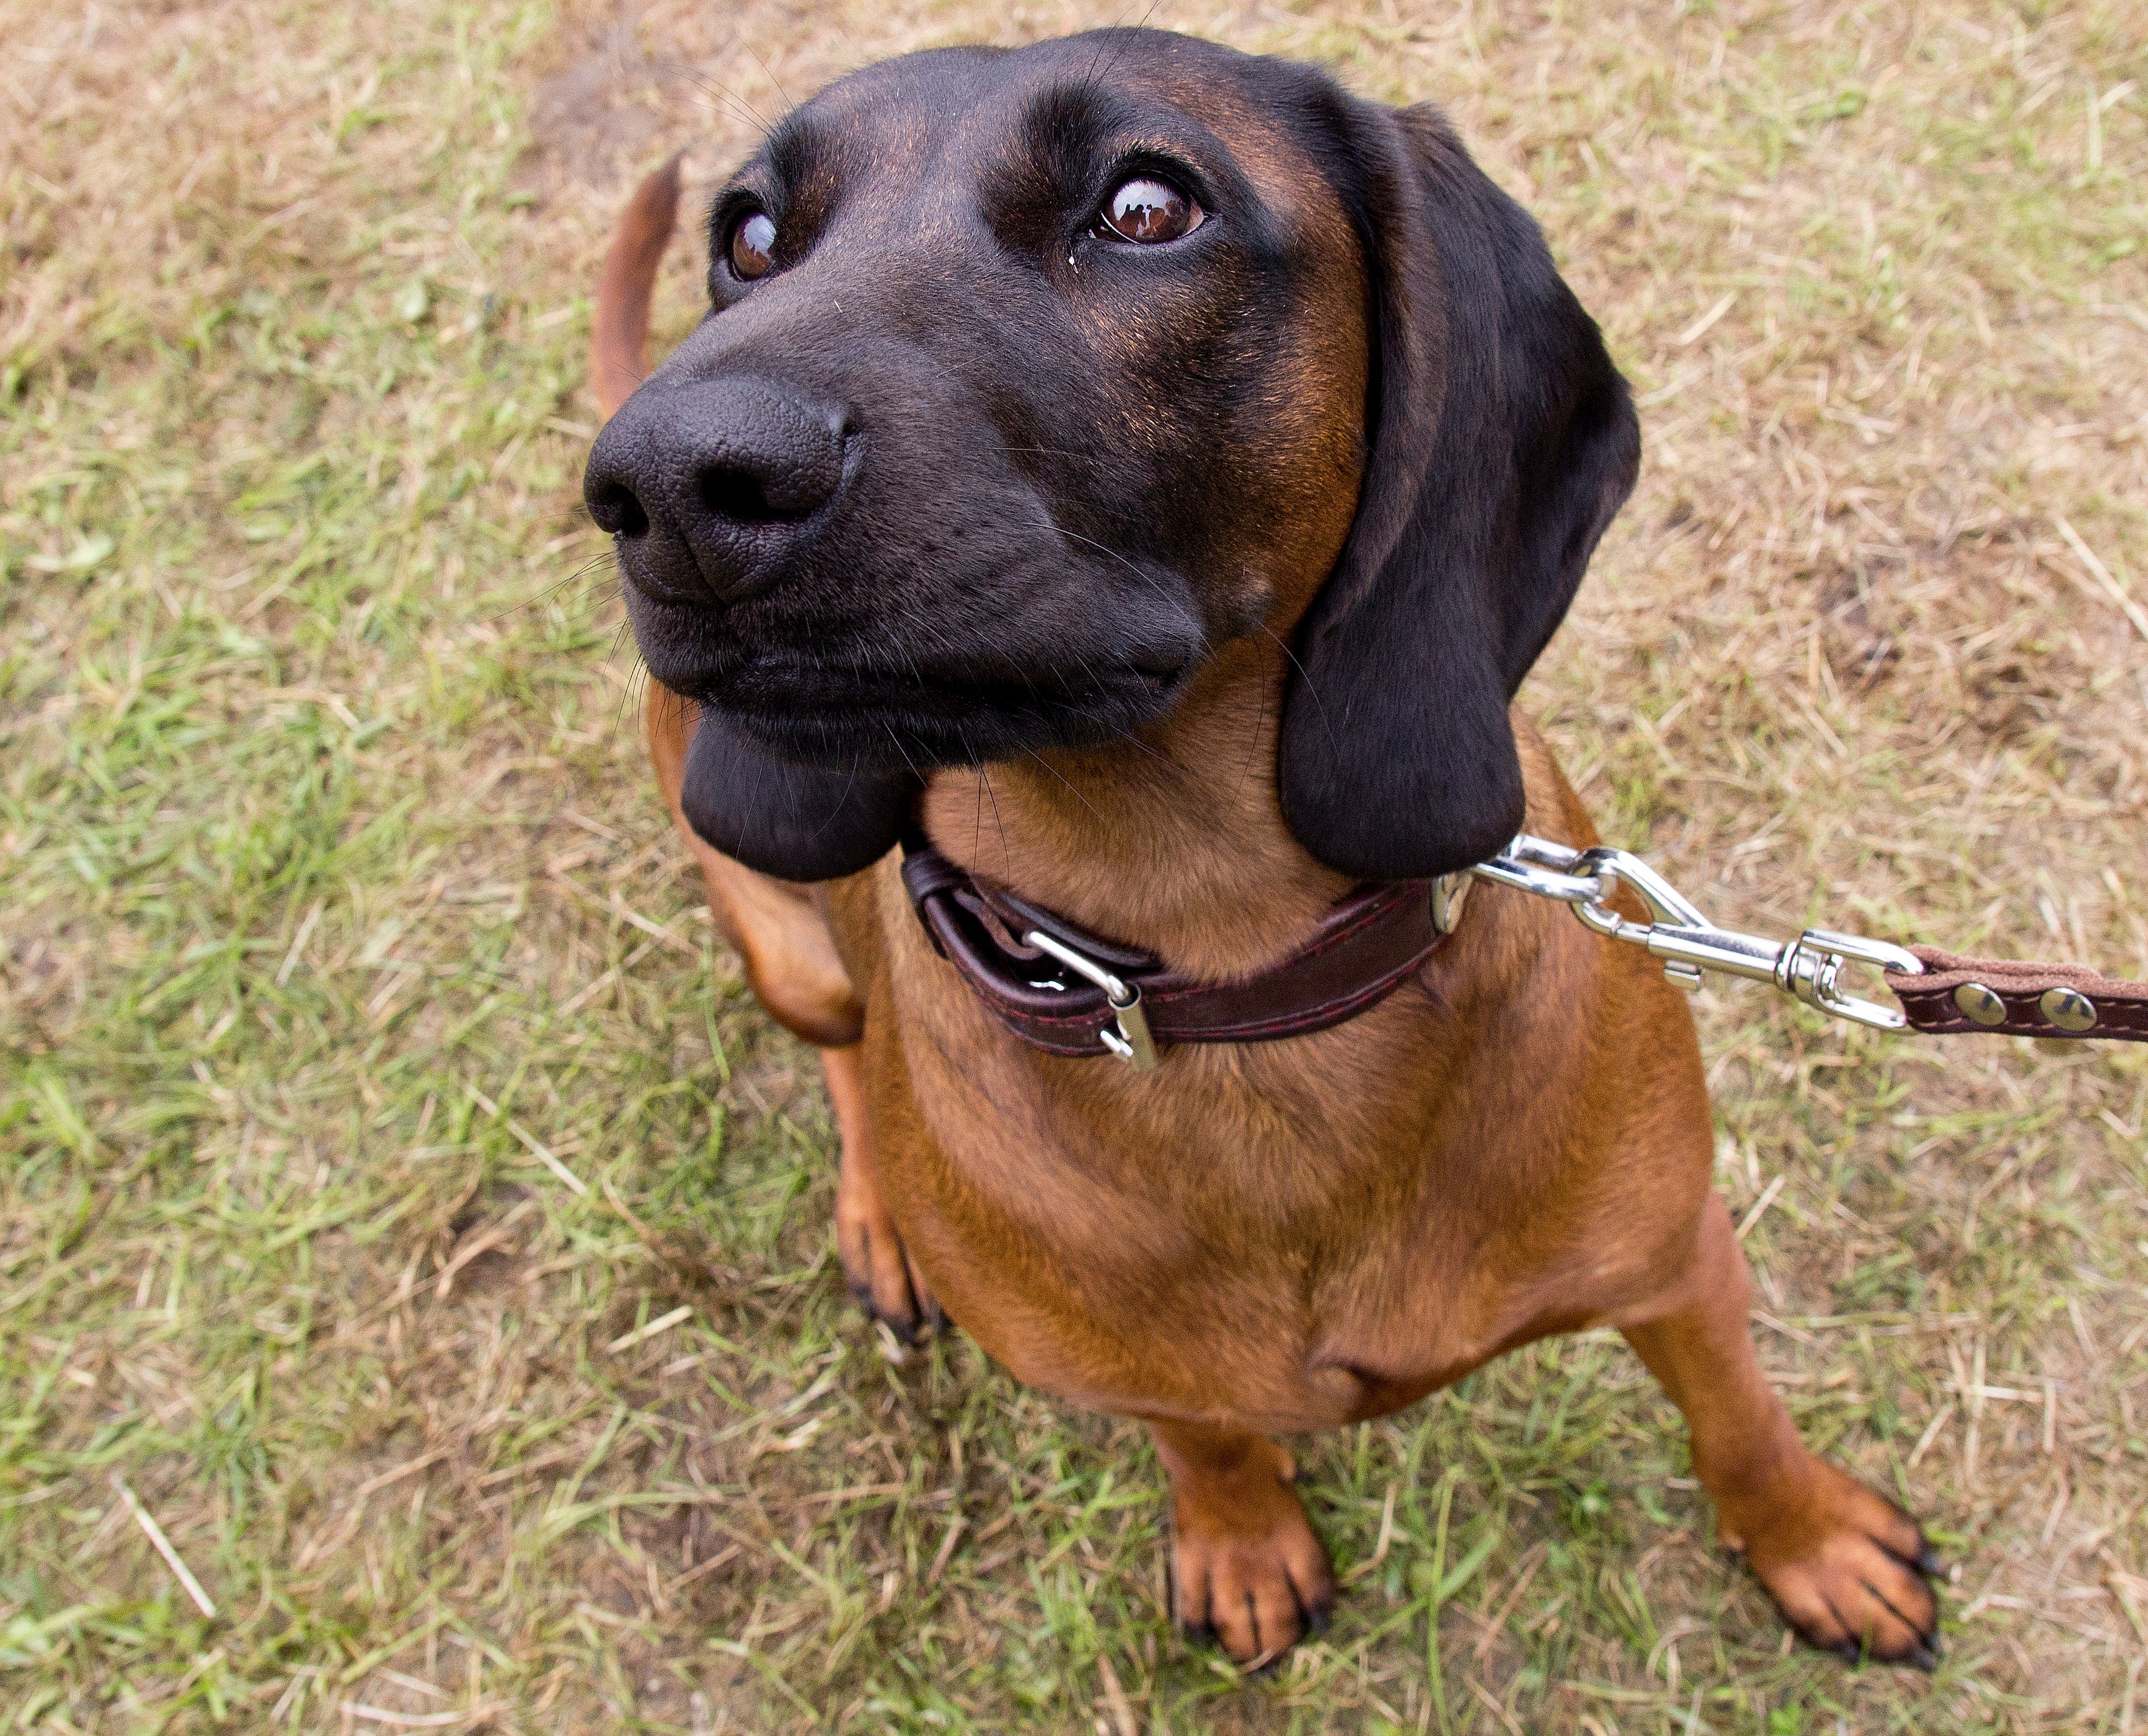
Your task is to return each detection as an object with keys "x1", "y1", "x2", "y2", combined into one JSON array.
[
  {"x1": 1886, "y1": 948, "x2": 2148, "y2": 1041},
  {"x1": 904, "y1": 833, "x2": 2148, "y2": 1068}
]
